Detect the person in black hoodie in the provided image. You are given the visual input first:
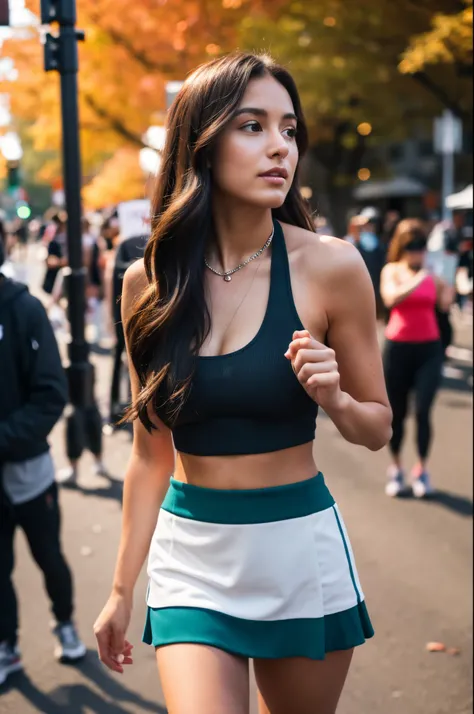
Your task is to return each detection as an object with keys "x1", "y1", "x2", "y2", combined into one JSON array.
[{"x1": 0, "y1": 233, "x2": 86, "y2": 686}]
